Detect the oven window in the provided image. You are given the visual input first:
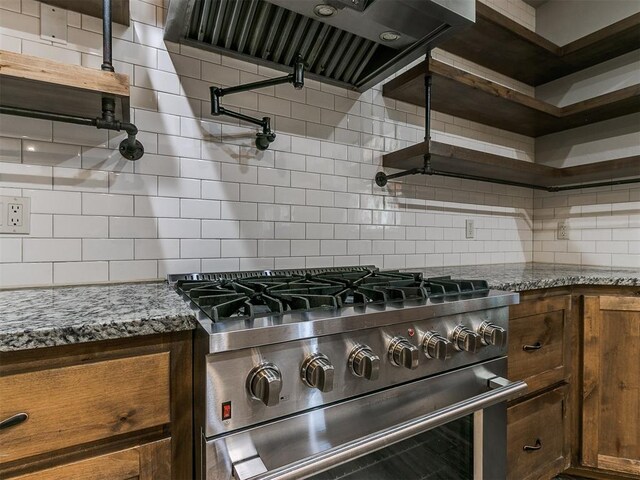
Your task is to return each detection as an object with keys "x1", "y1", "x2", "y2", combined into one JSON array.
[{"x1": 308, "y1": 415, "x2": 473, "y2": 480}]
